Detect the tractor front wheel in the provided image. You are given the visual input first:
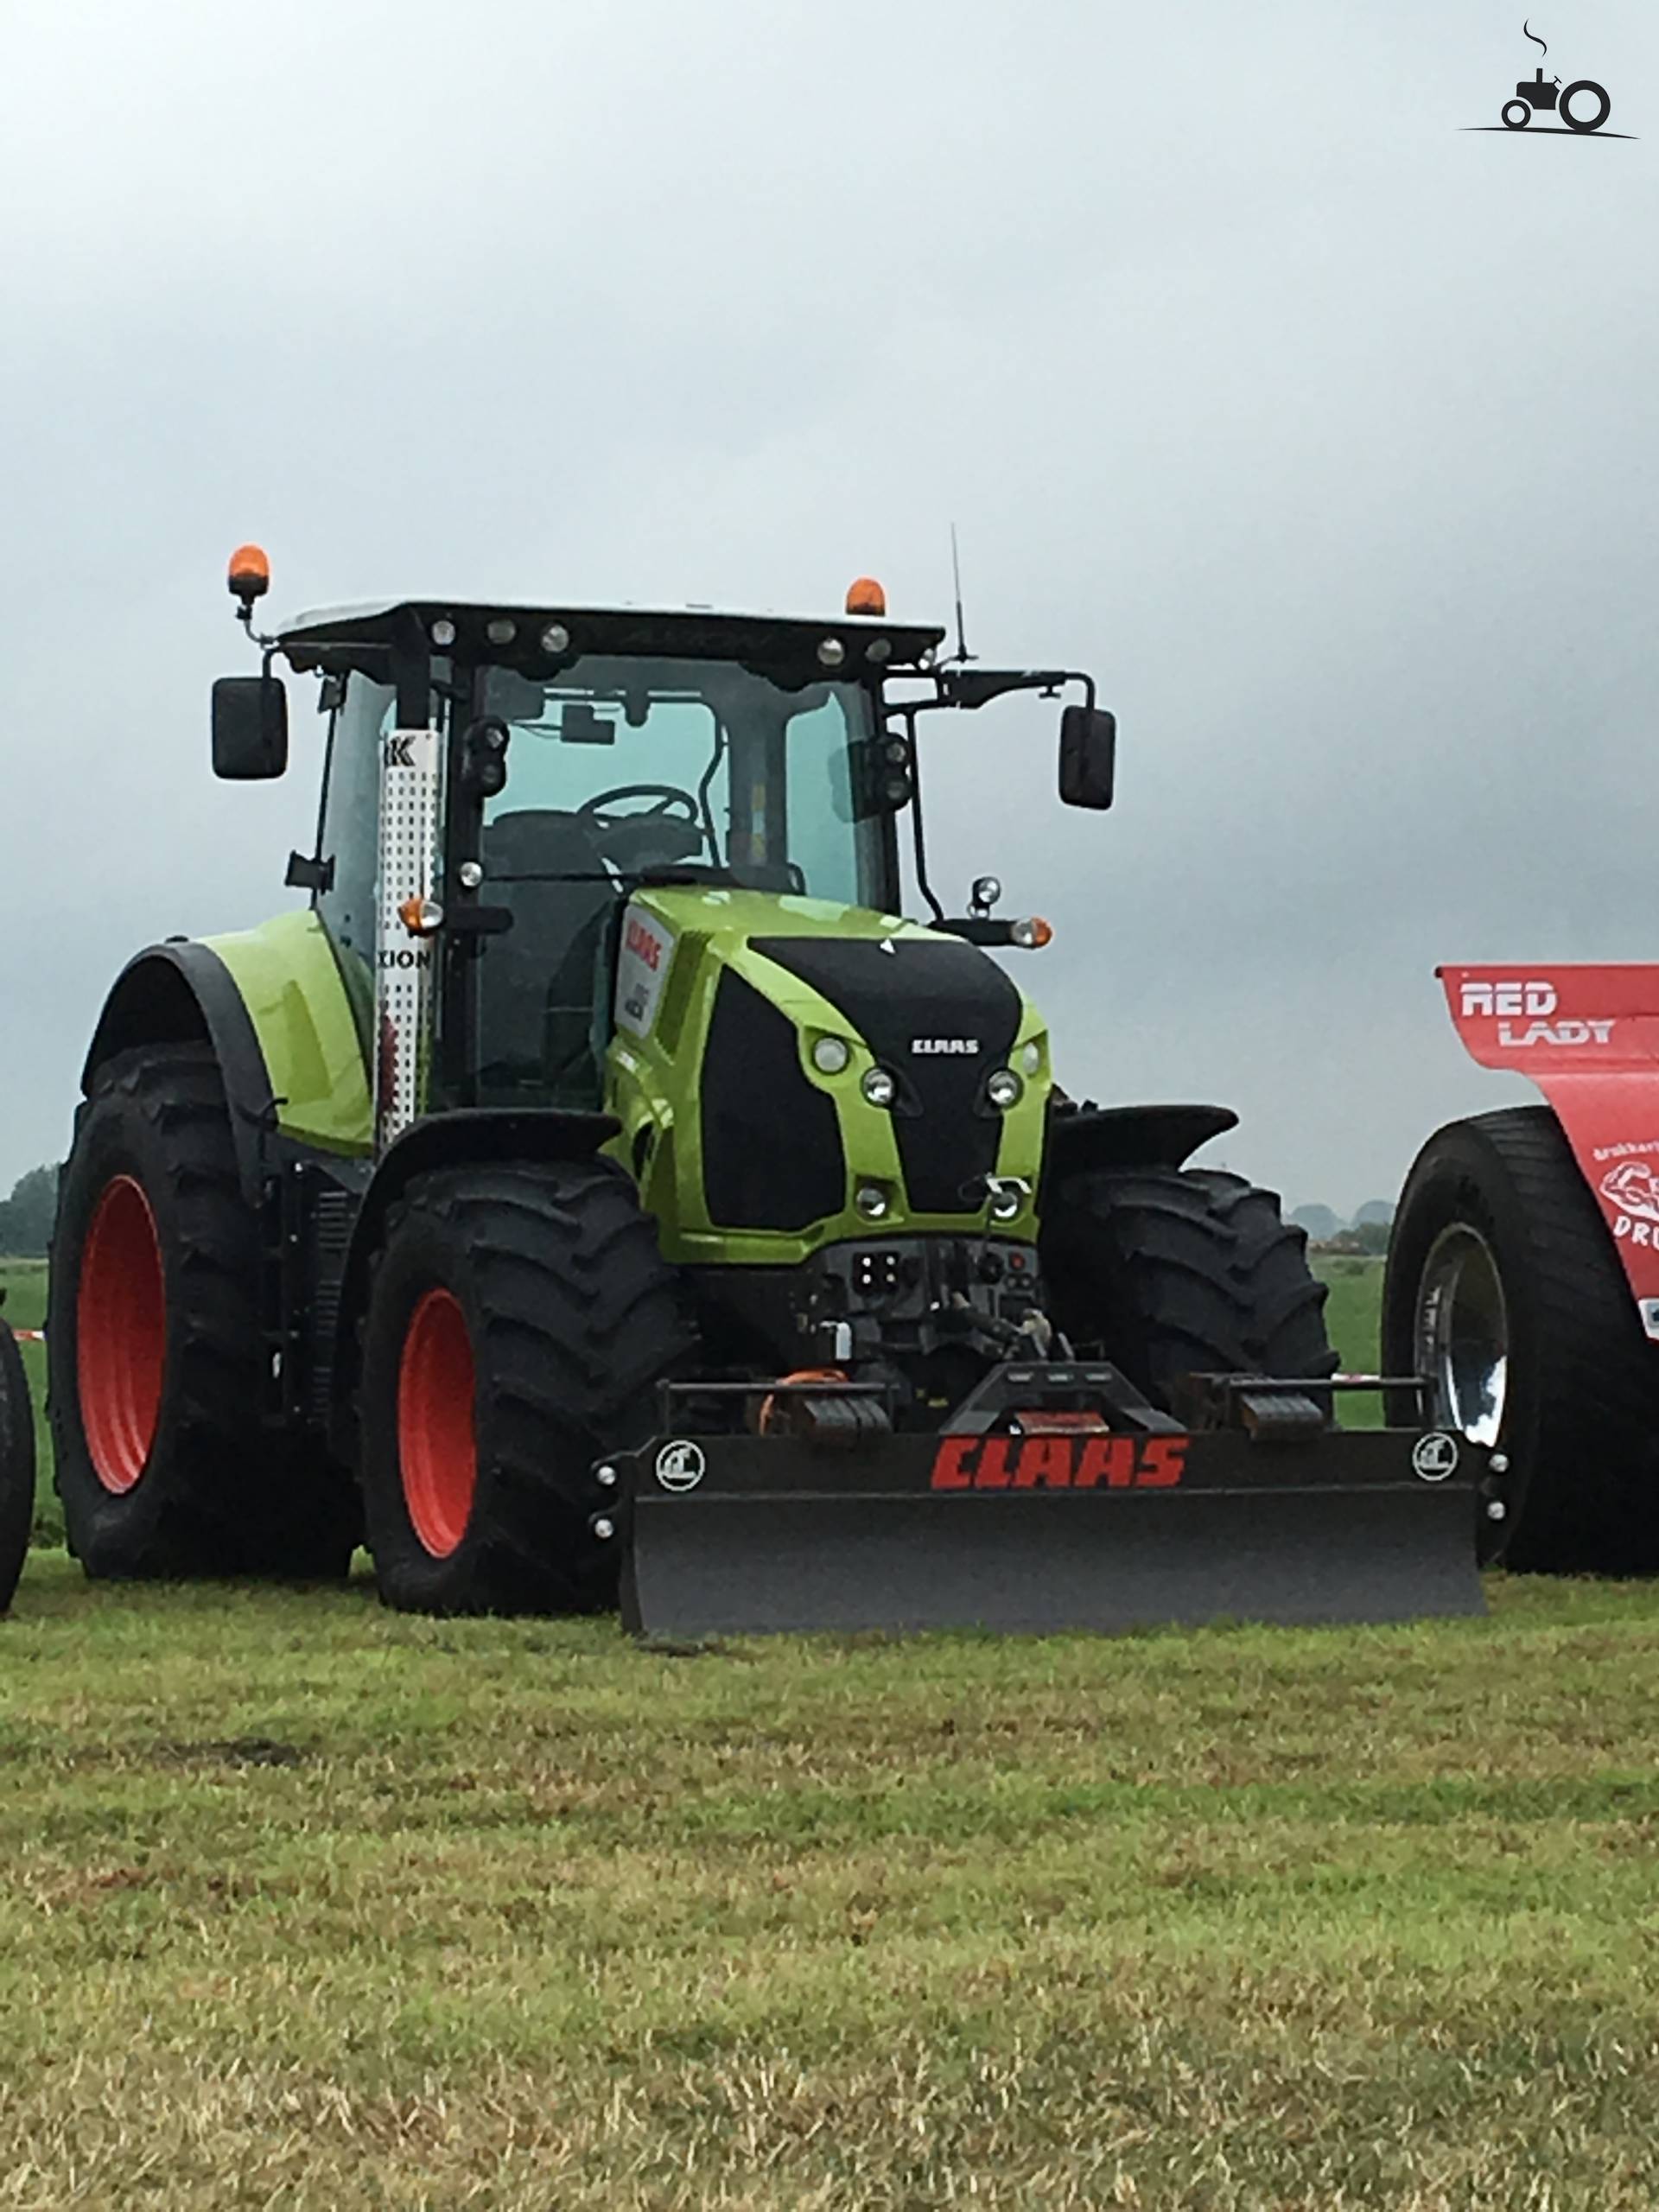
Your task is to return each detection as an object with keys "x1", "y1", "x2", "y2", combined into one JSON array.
[
  {"x1": 357, "y1": 1159, "x2": 694, "y2": 1614},
  {"x1": 1040, "y1": 1166, "x2": 1337, "y2": 1409},
  {"x1": 1382, "y1": 1106, "x2": 1659, "y2": 1571}
]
